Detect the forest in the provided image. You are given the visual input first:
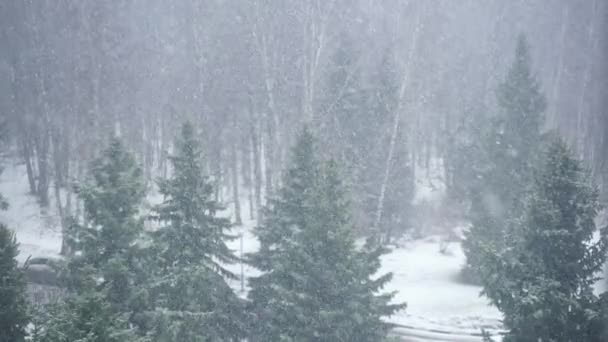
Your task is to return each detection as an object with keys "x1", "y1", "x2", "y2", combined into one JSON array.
[{"x1": 0, "y1": 1, "x2": 607, "y2": 341}]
